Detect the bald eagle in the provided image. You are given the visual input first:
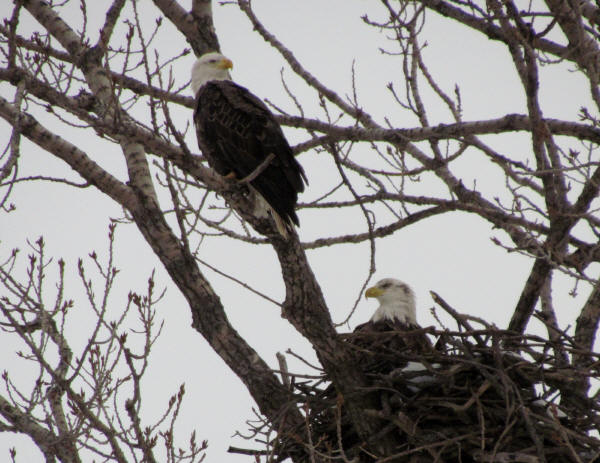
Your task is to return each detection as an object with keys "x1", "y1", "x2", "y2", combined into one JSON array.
[
  {"x1": 191, "y1": 52, "x2": 307, "y2": 238},
  {"x1": 353, "y1": 278, "x2": 431, "y2": 356}
]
